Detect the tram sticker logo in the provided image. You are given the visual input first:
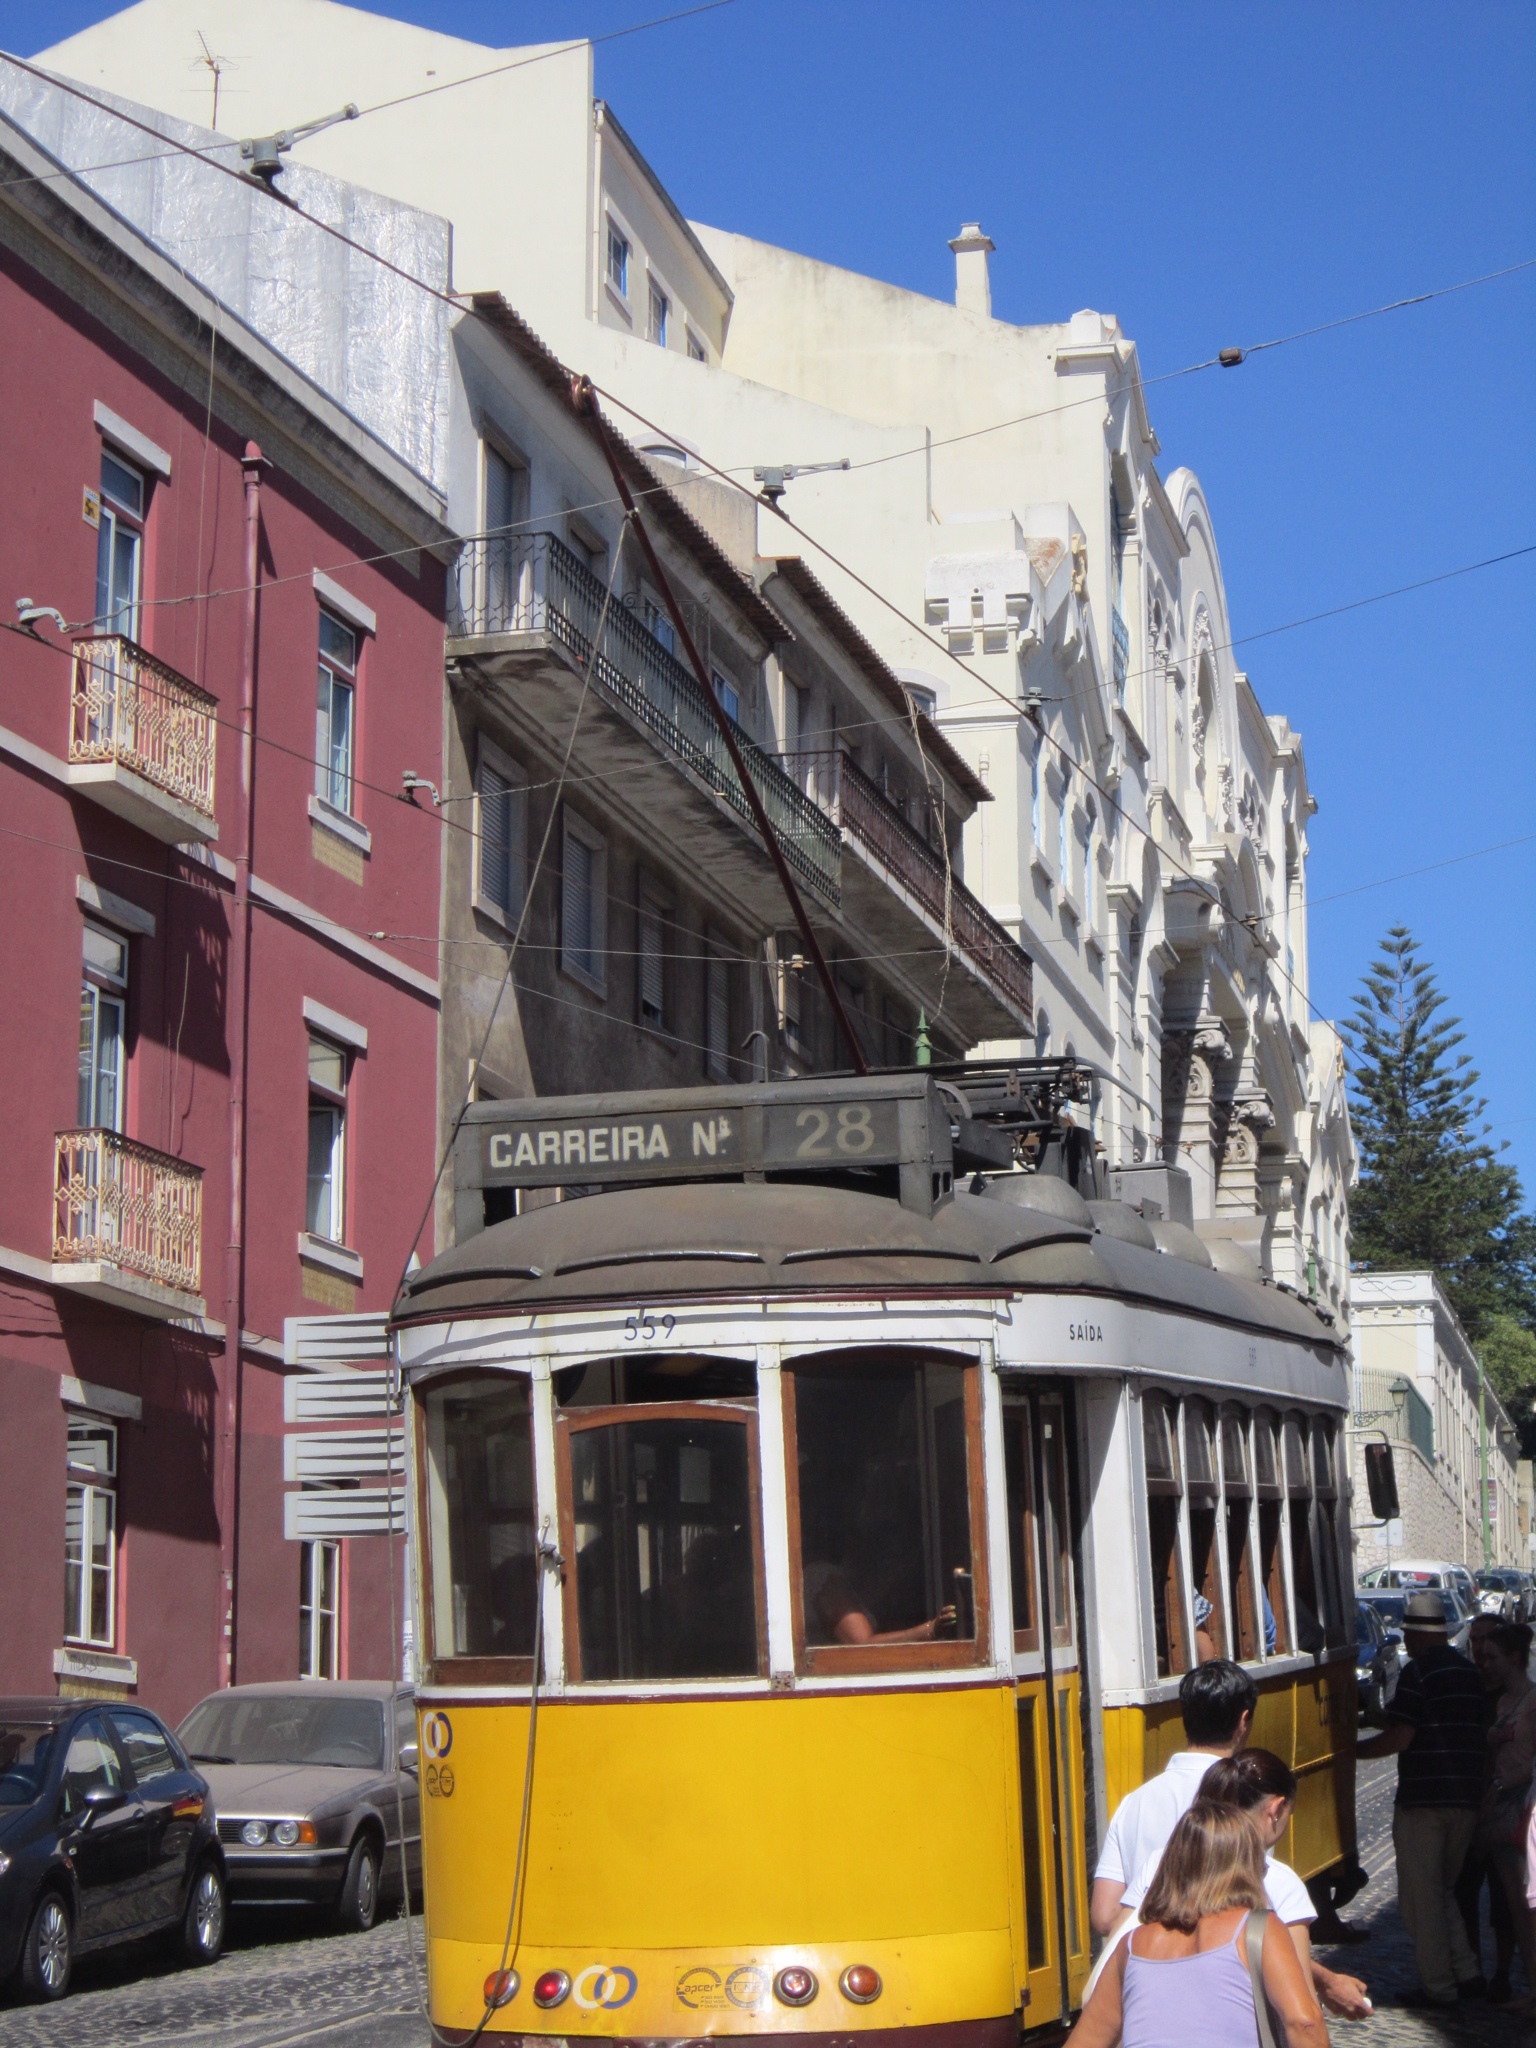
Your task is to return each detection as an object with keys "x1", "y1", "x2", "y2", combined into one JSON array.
[
  {"x1": 675, "y1": 1966, "x2": 768, "y2": 2012},
  {"x1": 422, "y1": 1712, "x2": 453, "y2": 1759},
  {"x1": 423, "y1": 1763, "x2": 455, "y2": 1799},
  {"x1": 573, "y1": 1966, "x2": 638, "y2": 2010}
]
